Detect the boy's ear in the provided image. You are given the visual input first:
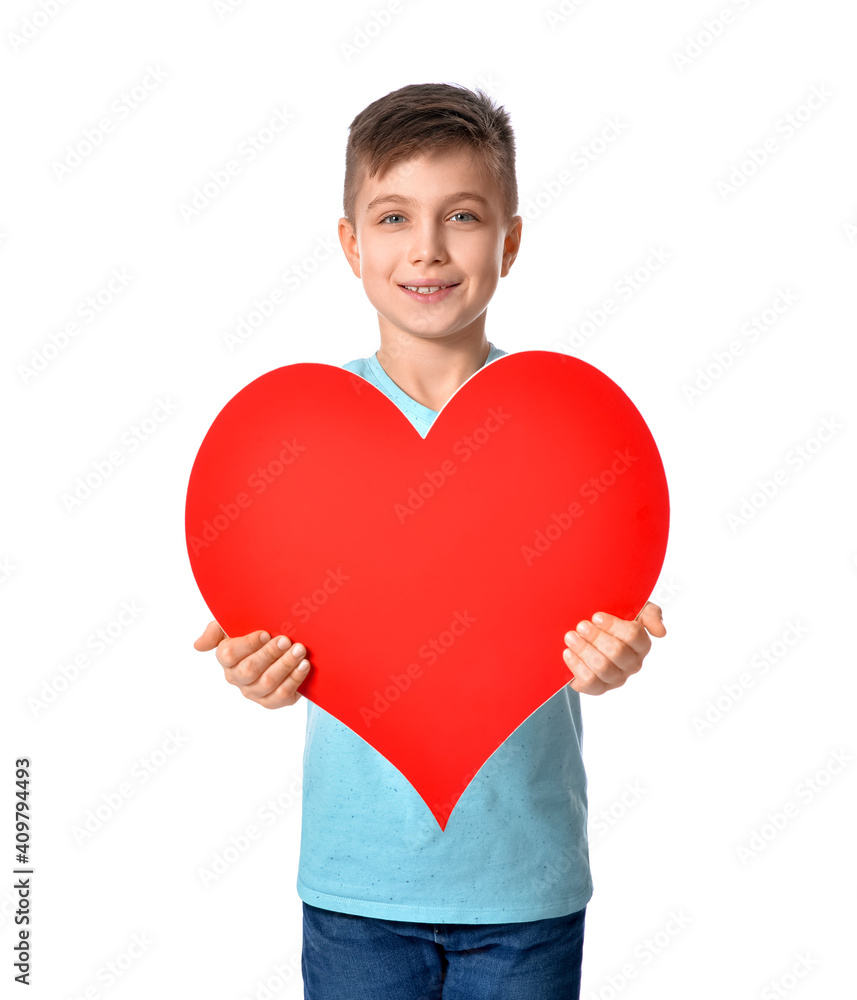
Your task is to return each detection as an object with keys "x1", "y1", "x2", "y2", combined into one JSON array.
[
  {"x1": 500, "y1": 215, "x2": 524, "y2": 278},
  {"x1": 338, "y1": 216, "x2": 362, "y2": 278}
]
